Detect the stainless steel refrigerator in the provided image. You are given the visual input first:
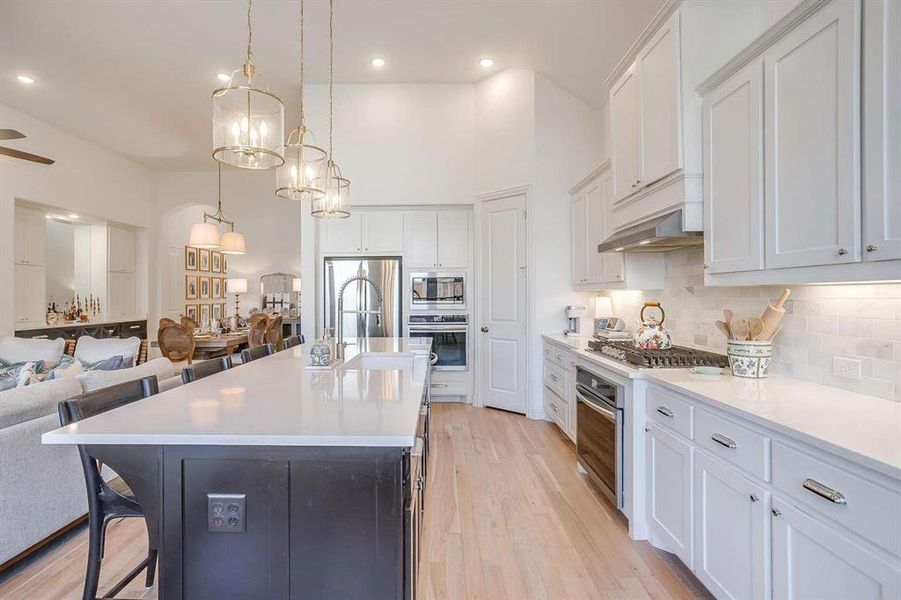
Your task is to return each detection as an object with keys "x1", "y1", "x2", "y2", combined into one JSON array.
[{"x1": 323, "y1": 257, "x2": 403, "y2": 339}]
